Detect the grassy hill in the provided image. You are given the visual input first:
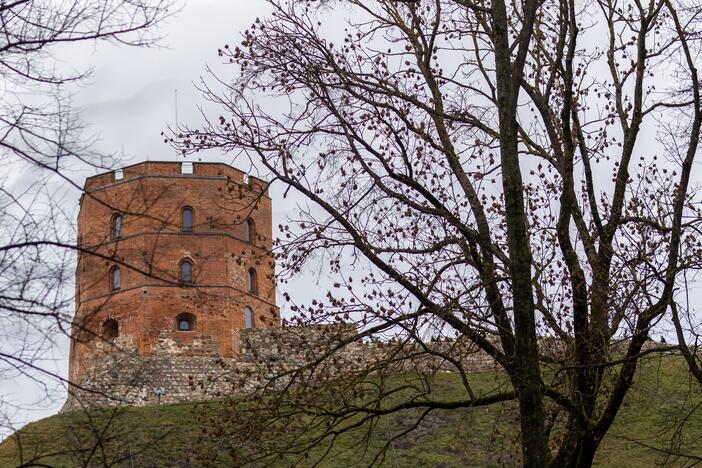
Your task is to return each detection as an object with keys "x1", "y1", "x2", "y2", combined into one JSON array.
[{"x1": 1, "y1": 354, "x2": 701, "y2": 467}]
